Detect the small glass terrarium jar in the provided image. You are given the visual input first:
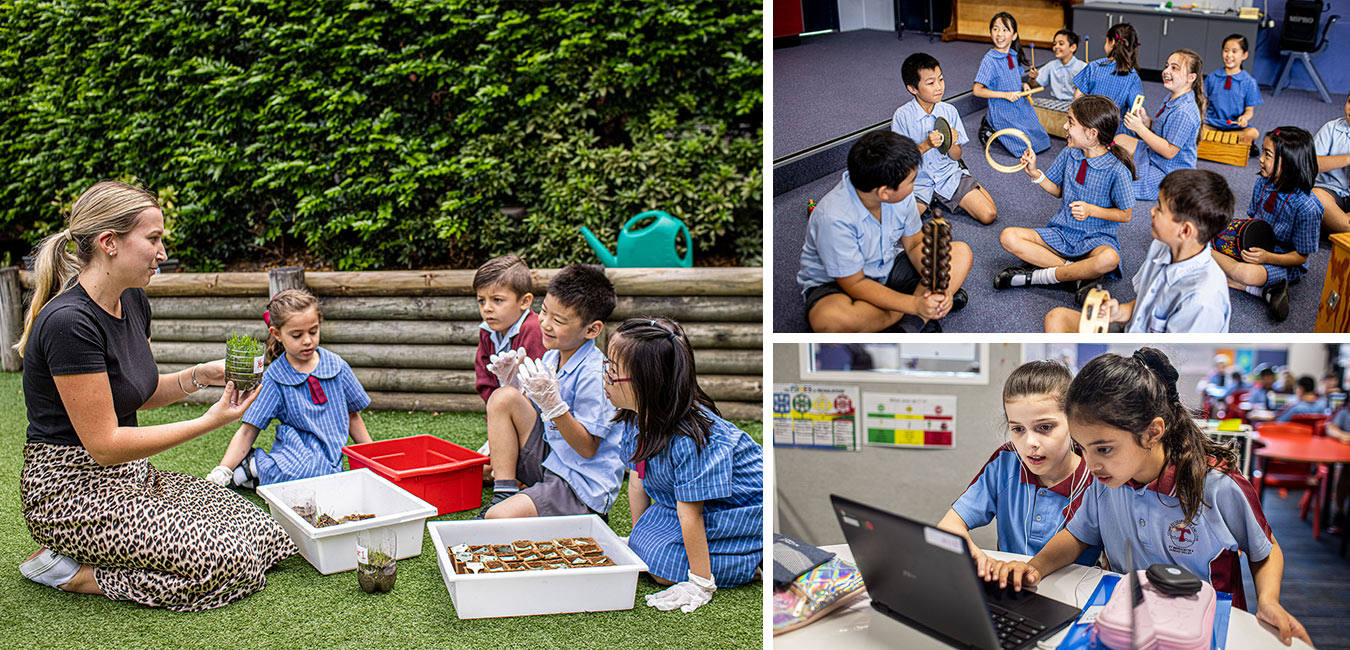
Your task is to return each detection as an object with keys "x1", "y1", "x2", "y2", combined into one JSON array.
[{"x1": 224, "y1": 332, "x2": 265, "y2": 392}]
